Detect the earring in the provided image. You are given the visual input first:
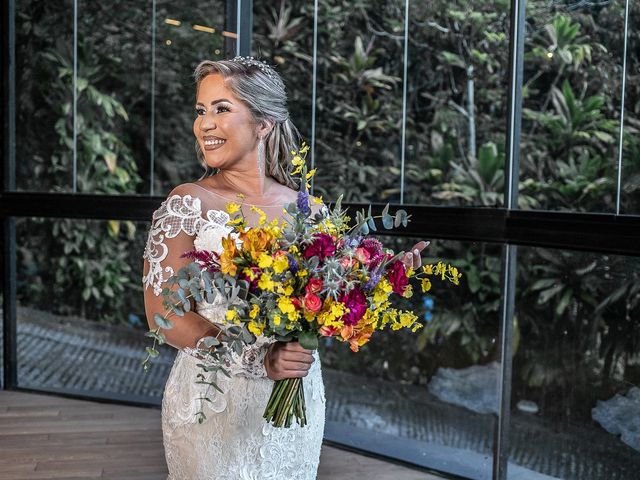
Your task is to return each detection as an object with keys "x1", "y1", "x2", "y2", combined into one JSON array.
[{"x1": 257, "y1": 137, "x2": 265, "y2": 177}]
